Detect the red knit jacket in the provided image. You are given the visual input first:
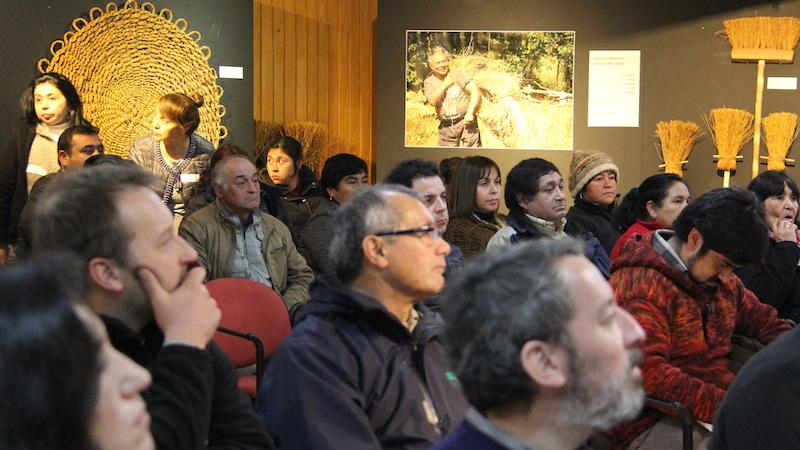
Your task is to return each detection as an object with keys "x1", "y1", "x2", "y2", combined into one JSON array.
[{"x1": 608, "y1": 232, "x2": 791, "y2": 448}]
